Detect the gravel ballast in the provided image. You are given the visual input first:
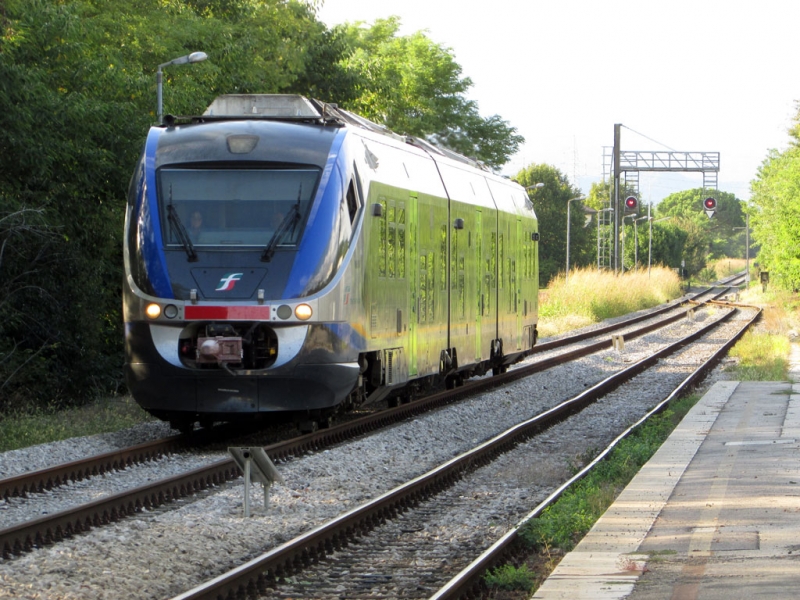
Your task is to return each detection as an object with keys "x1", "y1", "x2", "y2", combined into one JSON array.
[{"x1": 0, "y1": 302, "x2": 748, "y2": 599}]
